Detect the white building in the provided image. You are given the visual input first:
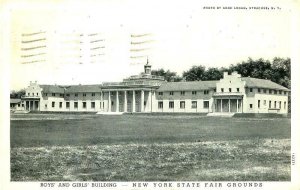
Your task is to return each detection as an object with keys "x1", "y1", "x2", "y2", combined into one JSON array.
[{"x1": 19, "y1": 63, "x2": 290, "y2": 114}]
